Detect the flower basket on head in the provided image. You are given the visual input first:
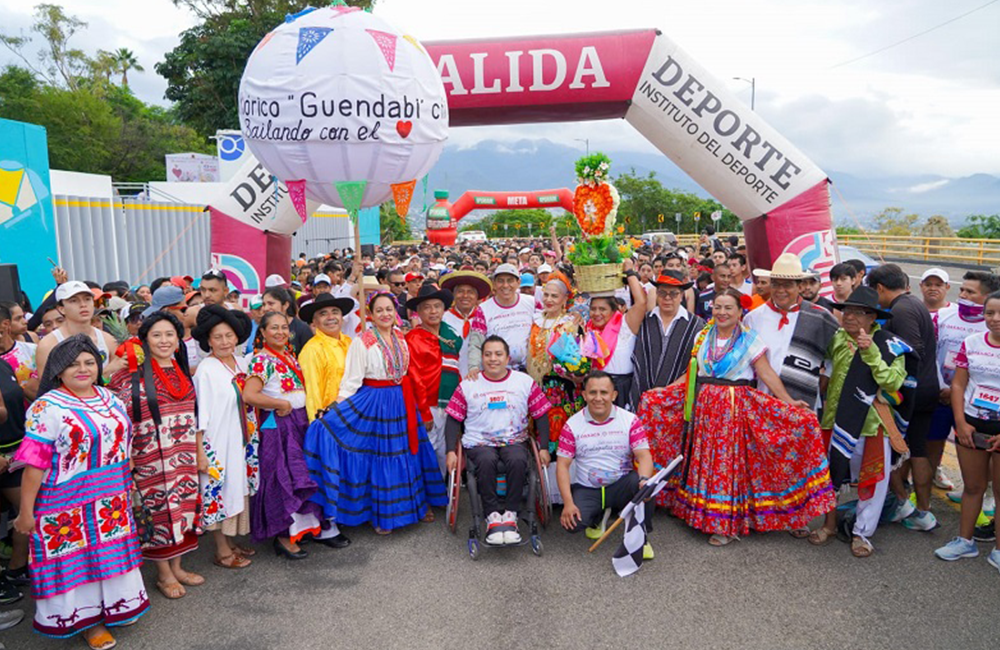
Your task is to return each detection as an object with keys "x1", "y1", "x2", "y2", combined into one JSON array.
[{"x1": 567, "y1": 152, "x2": 630, "y2": 295}]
